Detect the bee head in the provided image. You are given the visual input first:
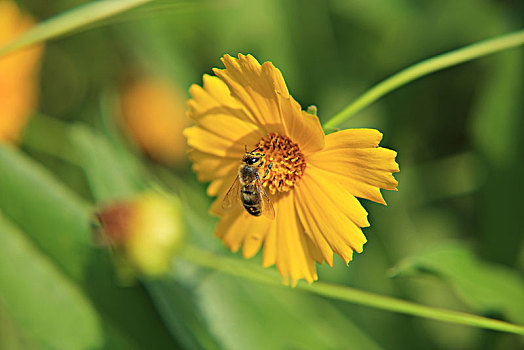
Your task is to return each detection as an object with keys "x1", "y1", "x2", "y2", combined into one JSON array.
[
  {"x1": 243, "y1": 155, "x2": 260, "y2": 165},
  {"x1": 243, "y1": 145, "x2": 265, "y2": 165},
  {"x1": 242, "y1": 151, "x2": 265, "y2": 166}
]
